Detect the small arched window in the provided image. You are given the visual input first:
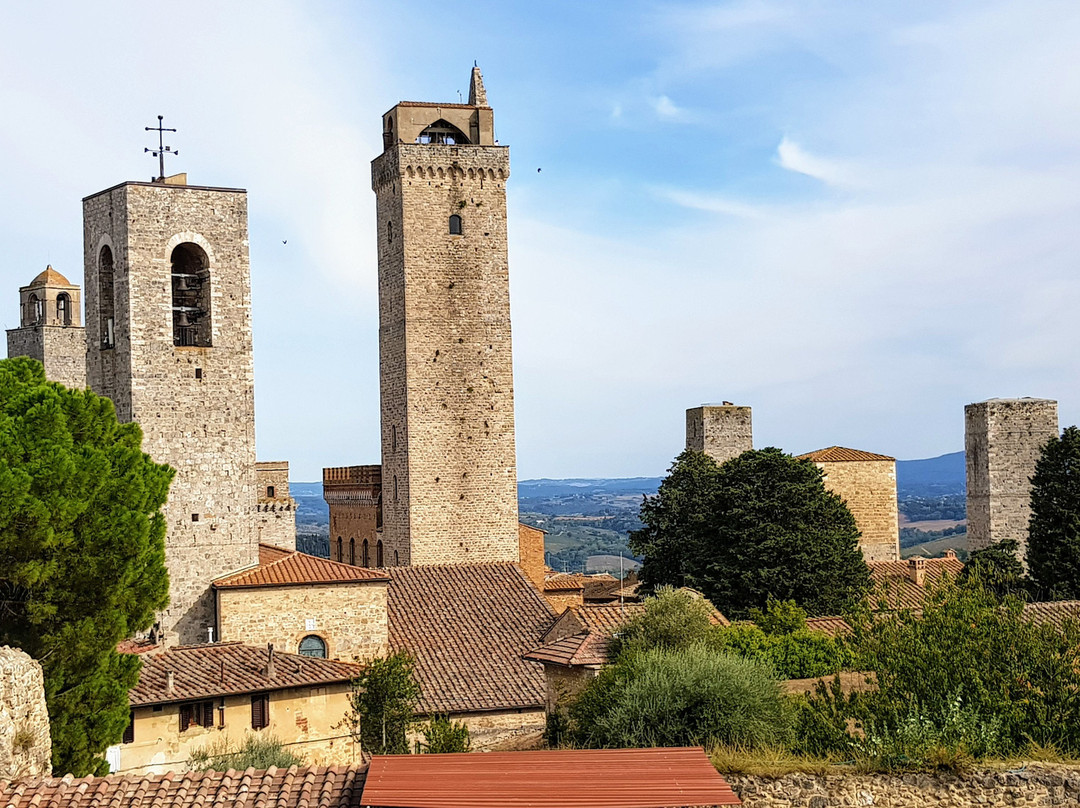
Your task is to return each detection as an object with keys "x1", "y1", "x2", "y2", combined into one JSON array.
[
  {"x1": 349, "y1": 538, "x2": 356, "y2": 566},
  {"x1": 298, "y1": 635, "x2": 327, "y2": 658},
  {"x1": 362, "y1": 539, "x2": 370, "y2": 568},
  {"x1": 171, "y1": 243, "x2": 212, "y2": 347},
  {"x1": 391, "y1": 424, "x2": 397, "y2": 453},
  {"x1": 56, "y1": 293, "x2": 71, "y2": 326},
  {"x1": 417, "y1": 119, "x2": 470, "y2": 145},
  {"x1": 336, "y1": 537, "x2": 343, "y2": 563},
  {"x1": 27, "y1": 294, "x2": 43, "y2": 326},
  {"x1": 387, "y1": 220, "x2": 393, "y2": 243},
  {"x1": 266, "y1": 485, "x2": 275, "y2": 499},
  {"x1": 449, "y1": 215, "x2": 463, "y2": 236},
  {"x1": 376, "y1": 540, "x2": 384, "y2": 568},
  {"x1": 394, "y1": 550, "x2": 399, "y2": 565},
  {"x1": 99, "y1": 246, "x2": 115, "y2": 348}
]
